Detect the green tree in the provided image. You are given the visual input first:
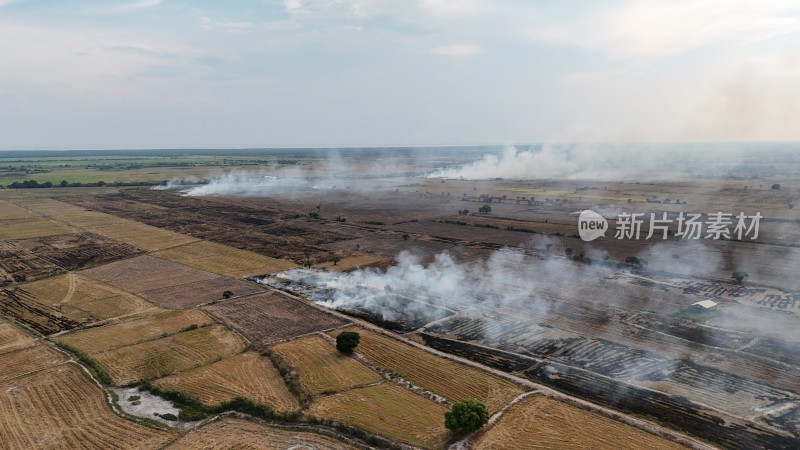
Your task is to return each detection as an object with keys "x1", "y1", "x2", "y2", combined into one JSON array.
[
  {"x1": 732, "y1": 271, "x2": 748, "y2": 284},
  {"x1": 331, "y1": 255, "x2": 341, "y2": 266},
  {"x1": 478, "y1": 204, "x2": 491, "y2": 214},
  {"x1": 444, "y1": 399, "x2": 489, "y2": 433},
  {"x1": 335, "y1": 331, "x2": 360, "y2": 354}
]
